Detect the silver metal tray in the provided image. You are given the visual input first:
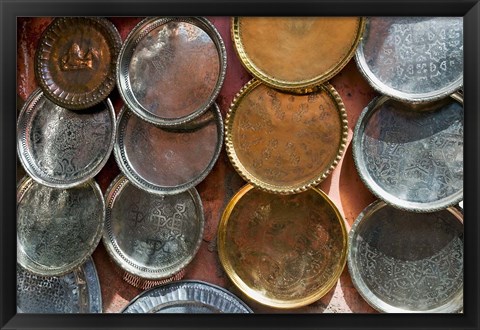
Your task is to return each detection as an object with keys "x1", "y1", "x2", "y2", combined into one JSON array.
[
  {"x1": 121, "y1": 280, "x2": 253, "y2": 313},
  {"x1": 355, "y1": 17, "x2": 463, "y2": 103},
  {"x1": 352, "y1": 94, "x2": 463, "y2": 212},
  {"x1": 348, "y1": 200, "x2": 463, "y2": 313},
  {"x1": 17, "y1": 257, "x2": 102, "y2": 313},
  {"x1": 17, "y1": 88, "x2": 116, "y2": 189},
  {"x1": 117, "y1": 17, "x2": 227, "y2": 127}
]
